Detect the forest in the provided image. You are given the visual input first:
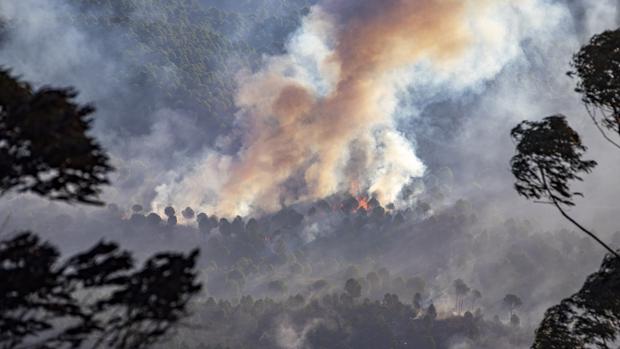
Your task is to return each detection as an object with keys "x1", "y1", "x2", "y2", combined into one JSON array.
[{"x1": 1, "y1": 0, "x2": 620, "y2": 348}]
